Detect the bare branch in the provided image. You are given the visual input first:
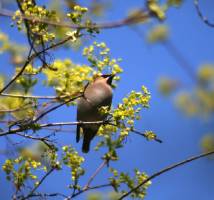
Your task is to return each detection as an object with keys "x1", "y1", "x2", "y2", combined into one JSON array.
[
  {"x1": 20, "y1": 192, "x2": 67, "y2": 199},
  {"x1": 163, "y1": 40, "x2": 197, "y2": 82},
  {"x1": 0, "y1": 93, "x2": 59, "y2": 99},
  {"x1": 15, "y1": 132, "x2": 53, "y2": 149},
  {"x1": 0, "y1": 120, "x2": 106, "y2": 137},
  {"x1": 84, "y1": 160, "x2": 108, "y2": 190},
  {"x1": 68, "y1": 183, "x2": 111, "y2": 199},
  {"x1": 131, "y1": 128, "x2": 162, "y2": 143},
  {"x1": 118, "y1": 150, "x2": 214, "y2": 199},
  {"x1": 0, "y1": 120, "x2": 162, "y2": 145},
  {"x1": 33, "y1": 94, "x2": 83, "y2": 122},
  {"x1": 108, "y1": 122, "x2": 162, "y2": 143},
  {"x1": 21, "y1": 168, "x2": 55, "y2": 200},
  {"x1": 0, "y1": 8, "x2": 150, "y2": 30},
  {"x1": 131, "y1": 26, "x2": 197, "y2": 83},
  {"x1": 194, "y1": 0, "x2": 214, "y2": 28},
  {"x1": 16, "y1": 0, "x2": 48, "y2": 67},
  {"x1": 0, "y1": 103, "x2": 33, "y2": 113},
  {"x1": 0, "y1": 47, "x2": 33, "y2": 94},
  {"x1": 0, "y1": 35, "x2": 75, "y2": 94}
]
